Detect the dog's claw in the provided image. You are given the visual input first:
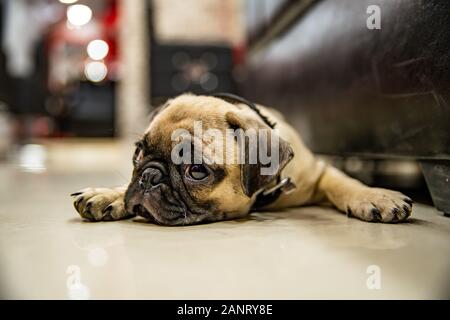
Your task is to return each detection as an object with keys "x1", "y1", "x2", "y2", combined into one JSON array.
[
  {"x1": 83, "y1": 203, "x2": 94, "y2": 220},
  {"x1": 102, "y1": 205, "x2": 112, "y2": 214},
  {"x1": 346, "y1": 206, "x2": 353, "y2": 217},
  {"x1": 404, "y1": 197, "x2": 413, "y2": 205},
  {"x1": 371, "y1": 208, "x2": 382, "y2": 221},
  {"x1": 74, "y1": 197, "x2": 83, "y2": 210}
]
